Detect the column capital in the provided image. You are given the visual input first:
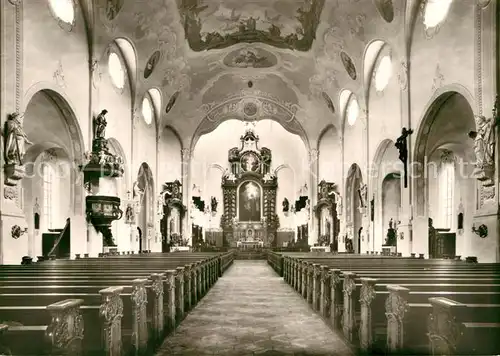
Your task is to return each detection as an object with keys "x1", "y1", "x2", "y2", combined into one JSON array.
[
  {"x1": 181, "y1": 148, "x2": 191, "y2": 162},
  {"x1": 308, "y1": 148, "x2": 319, "y2": 162}
]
